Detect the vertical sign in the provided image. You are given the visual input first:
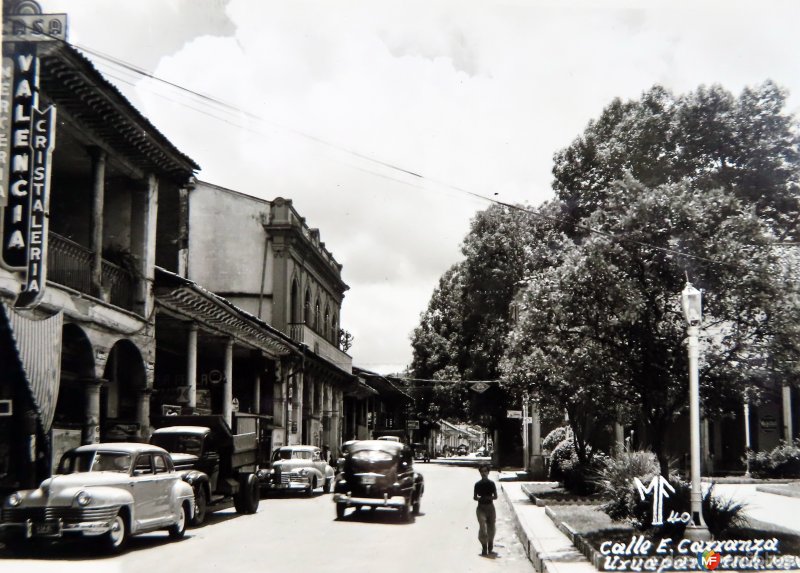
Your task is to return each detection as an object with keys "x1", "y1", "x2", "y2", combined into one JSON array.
[
  {"x1": 0, "y1": 57, "x2": 12, "y2": 206},
  {"x1": 0, "y1": 43, "x2": 56, "y2": 308}
]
